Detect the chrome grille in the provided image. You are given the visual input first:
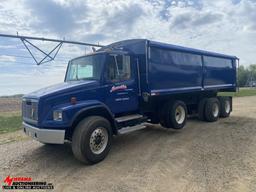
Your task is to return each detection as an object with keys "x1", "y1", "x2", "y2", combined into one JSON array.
[{"x1": 22, "y1": 99, "x2": 38, "y2": 123}]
